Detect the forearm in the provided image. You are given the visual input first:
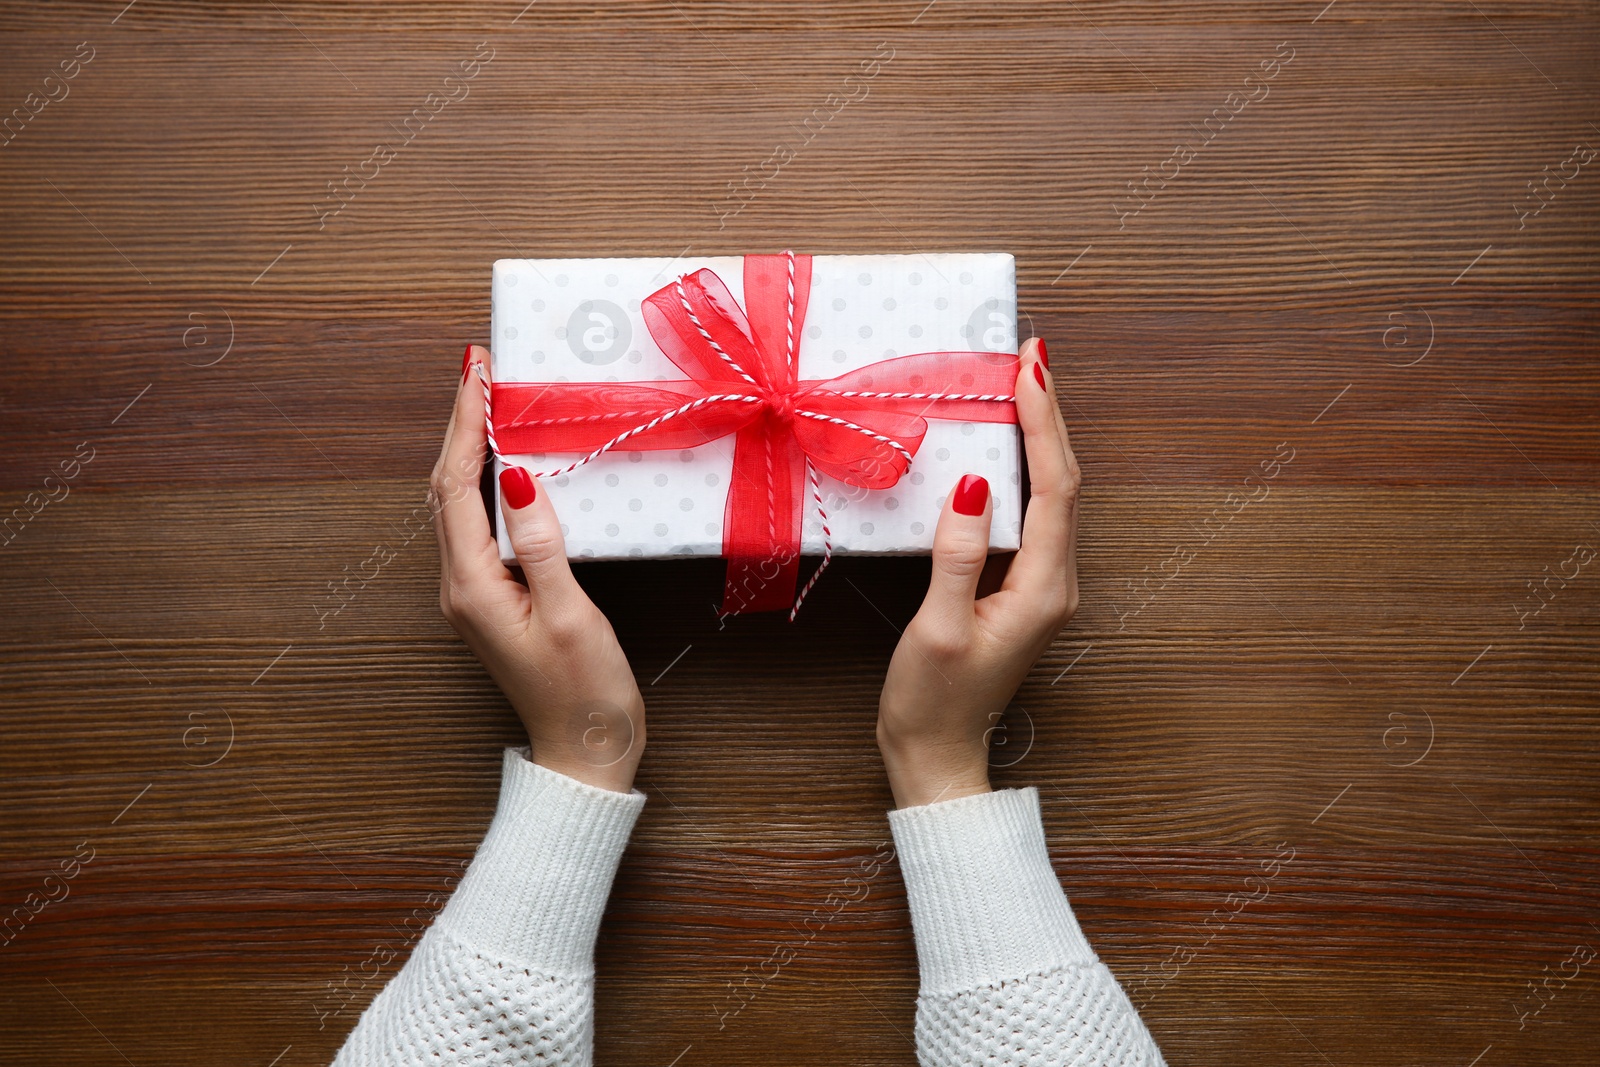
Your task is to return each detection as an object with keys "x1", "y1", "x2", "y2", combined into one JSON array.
[
  {"x1": 889, "y1": 786, "x2": 1166, "y2": 1067},
  {"x1": 332, "y1": 748, "x2": 645, "y2": 1067}
]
